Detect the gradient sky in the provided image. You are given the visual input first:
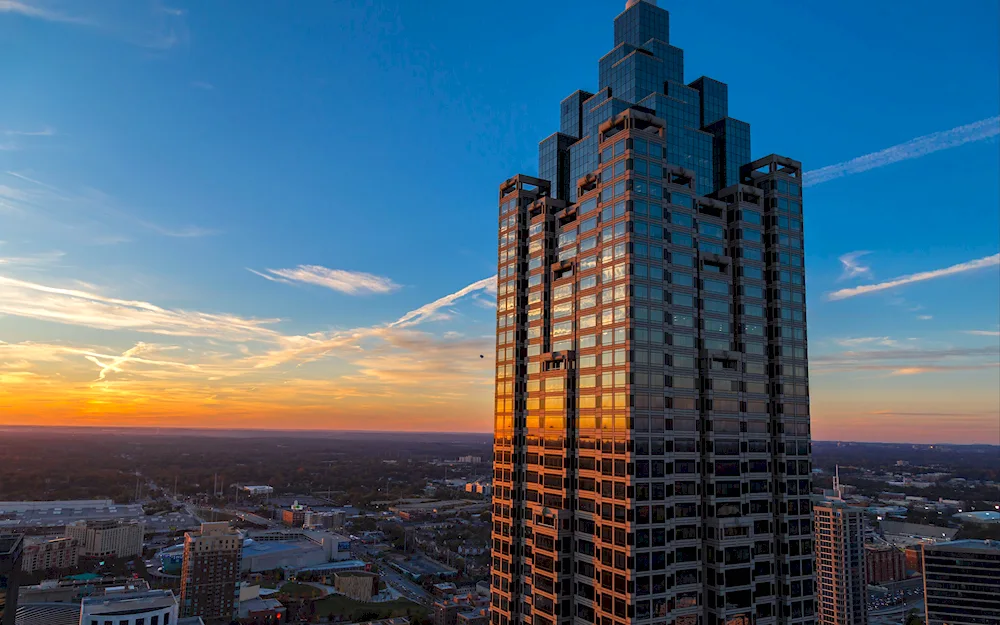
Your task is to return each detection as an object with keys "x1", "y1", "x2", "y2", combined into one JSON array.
[{"x1": 1, "y1": 0, "x2": 998, "y2": 443}]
